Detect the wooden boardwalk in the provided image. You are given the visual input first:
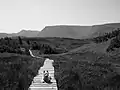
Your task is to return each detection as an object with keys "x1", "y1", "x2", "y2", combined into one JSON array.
[{"x1": 29, "y1": 58, "x2": 58, "y2": 90}]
